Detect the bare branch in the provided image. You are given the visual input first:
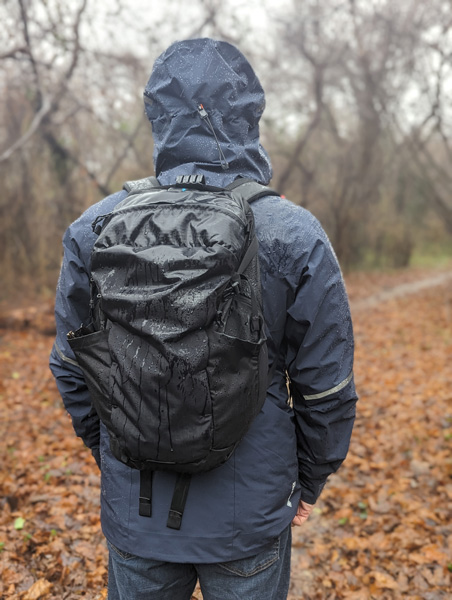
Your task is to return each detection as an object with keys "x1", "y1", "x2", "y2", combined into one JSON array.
[
  {"x1": 18, "y1": 0, "x2": 43, "y2": 109},
  {"x1": 104, "y1": 118, "x2": 147, "y2": 188},
  {"x1": 276, "y1": 108, "x2": 323, "y2": 194},
  {"x1": 0, "y1": 97, "x2": 51, "y2": 163},
  {"x1": 387, "y1": 104, "x2": 452, "y2": 233},
  {"x1": 0, "y1": 0, "x2": 89, "y2": 163},
  {"x1": 0, "y1": 46, "x2": 28, "y2": 60},
  {"x1": 43, "y1": 130, "x2": 112, "y2": 198},
  {"x1": 46, "y1": 0, "x2": 87, "y2": 114}
]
